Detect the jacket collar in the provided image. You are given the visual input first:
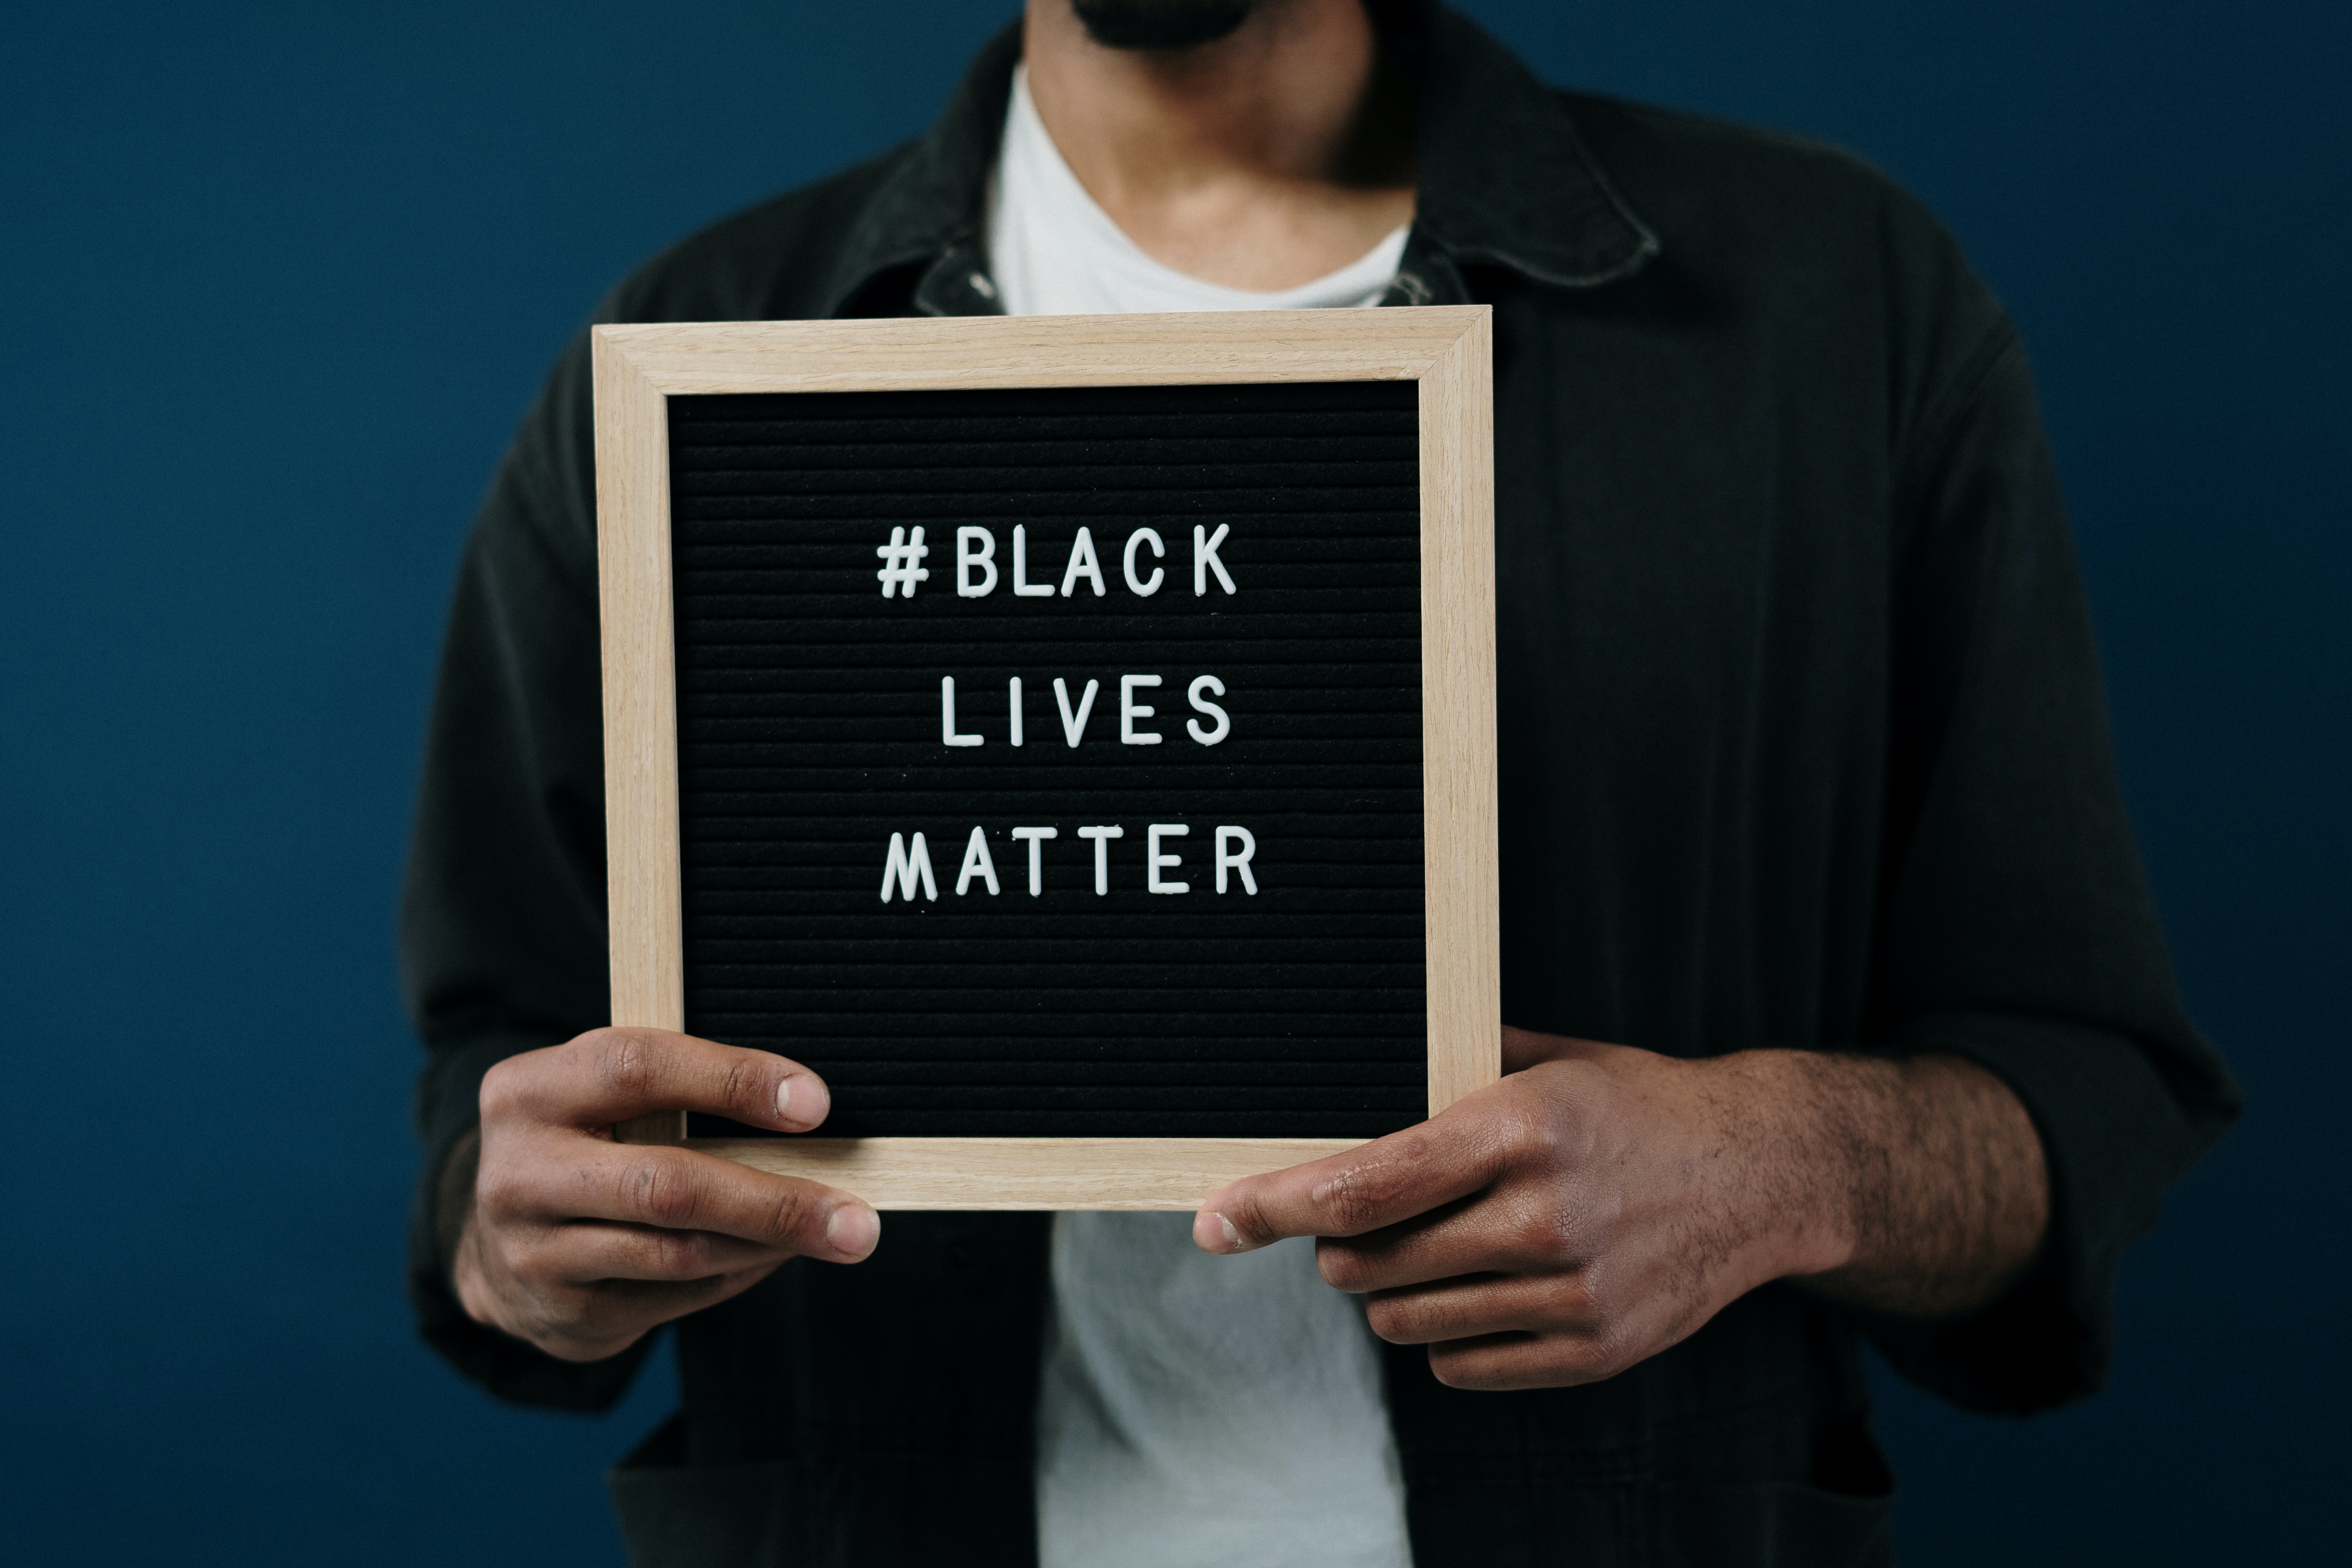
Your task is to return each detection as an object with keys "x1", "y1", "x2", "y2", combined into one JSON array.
[
  {"x1": 1406, "y1": 7, "x2": 1659, "y2": 290},
  {"x1": 820, "y1": 25, "x2": 1021, "y2": 318},
  {"x1": 819, "y1": 5, "x2": 1657, "y2": 319}
]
